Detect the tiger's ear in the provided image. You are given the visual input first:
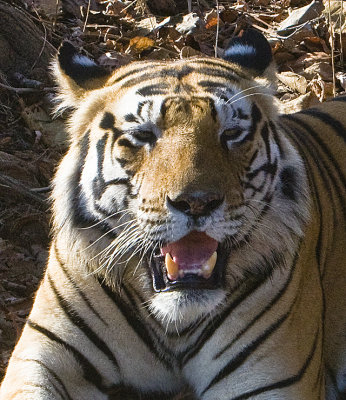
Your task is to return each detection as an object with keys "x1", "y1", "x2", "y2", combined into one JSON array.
[
  {"x1": 53, "y1": 42, "x2": 110, "y2": 109},
  {"x1": 223, "y1": 29, "x2": 273, "y2": 77}
]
